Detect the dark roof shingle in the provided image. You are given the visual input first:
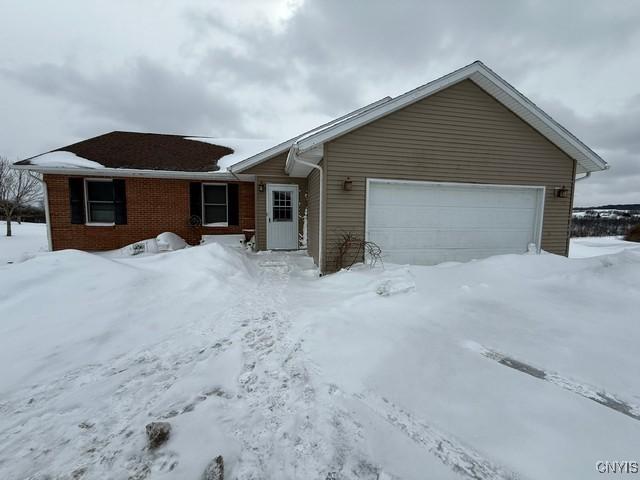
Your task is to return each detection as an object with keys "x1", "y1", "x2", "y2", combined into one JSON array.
[{"x1": 16, "y1": 131, "x2": 233, "y2": 172}]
